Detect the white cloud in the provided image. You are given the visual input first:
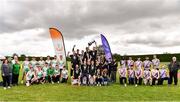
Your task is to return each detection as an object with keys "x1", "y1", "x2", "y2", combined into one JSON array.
[
  {"x1": 0, "y1": 0, "x2": 180, "y2": 56},
  {"x1": 0, "y1": 28, "x2": 54, "y2": 56}
]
